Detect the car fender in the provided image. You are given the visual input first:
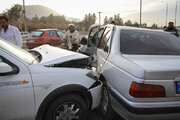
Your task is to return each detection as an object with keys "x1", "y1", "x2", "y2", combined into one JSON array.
[{"x1": 35, "y1": 84, "x2": 92, "y2": 120}]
